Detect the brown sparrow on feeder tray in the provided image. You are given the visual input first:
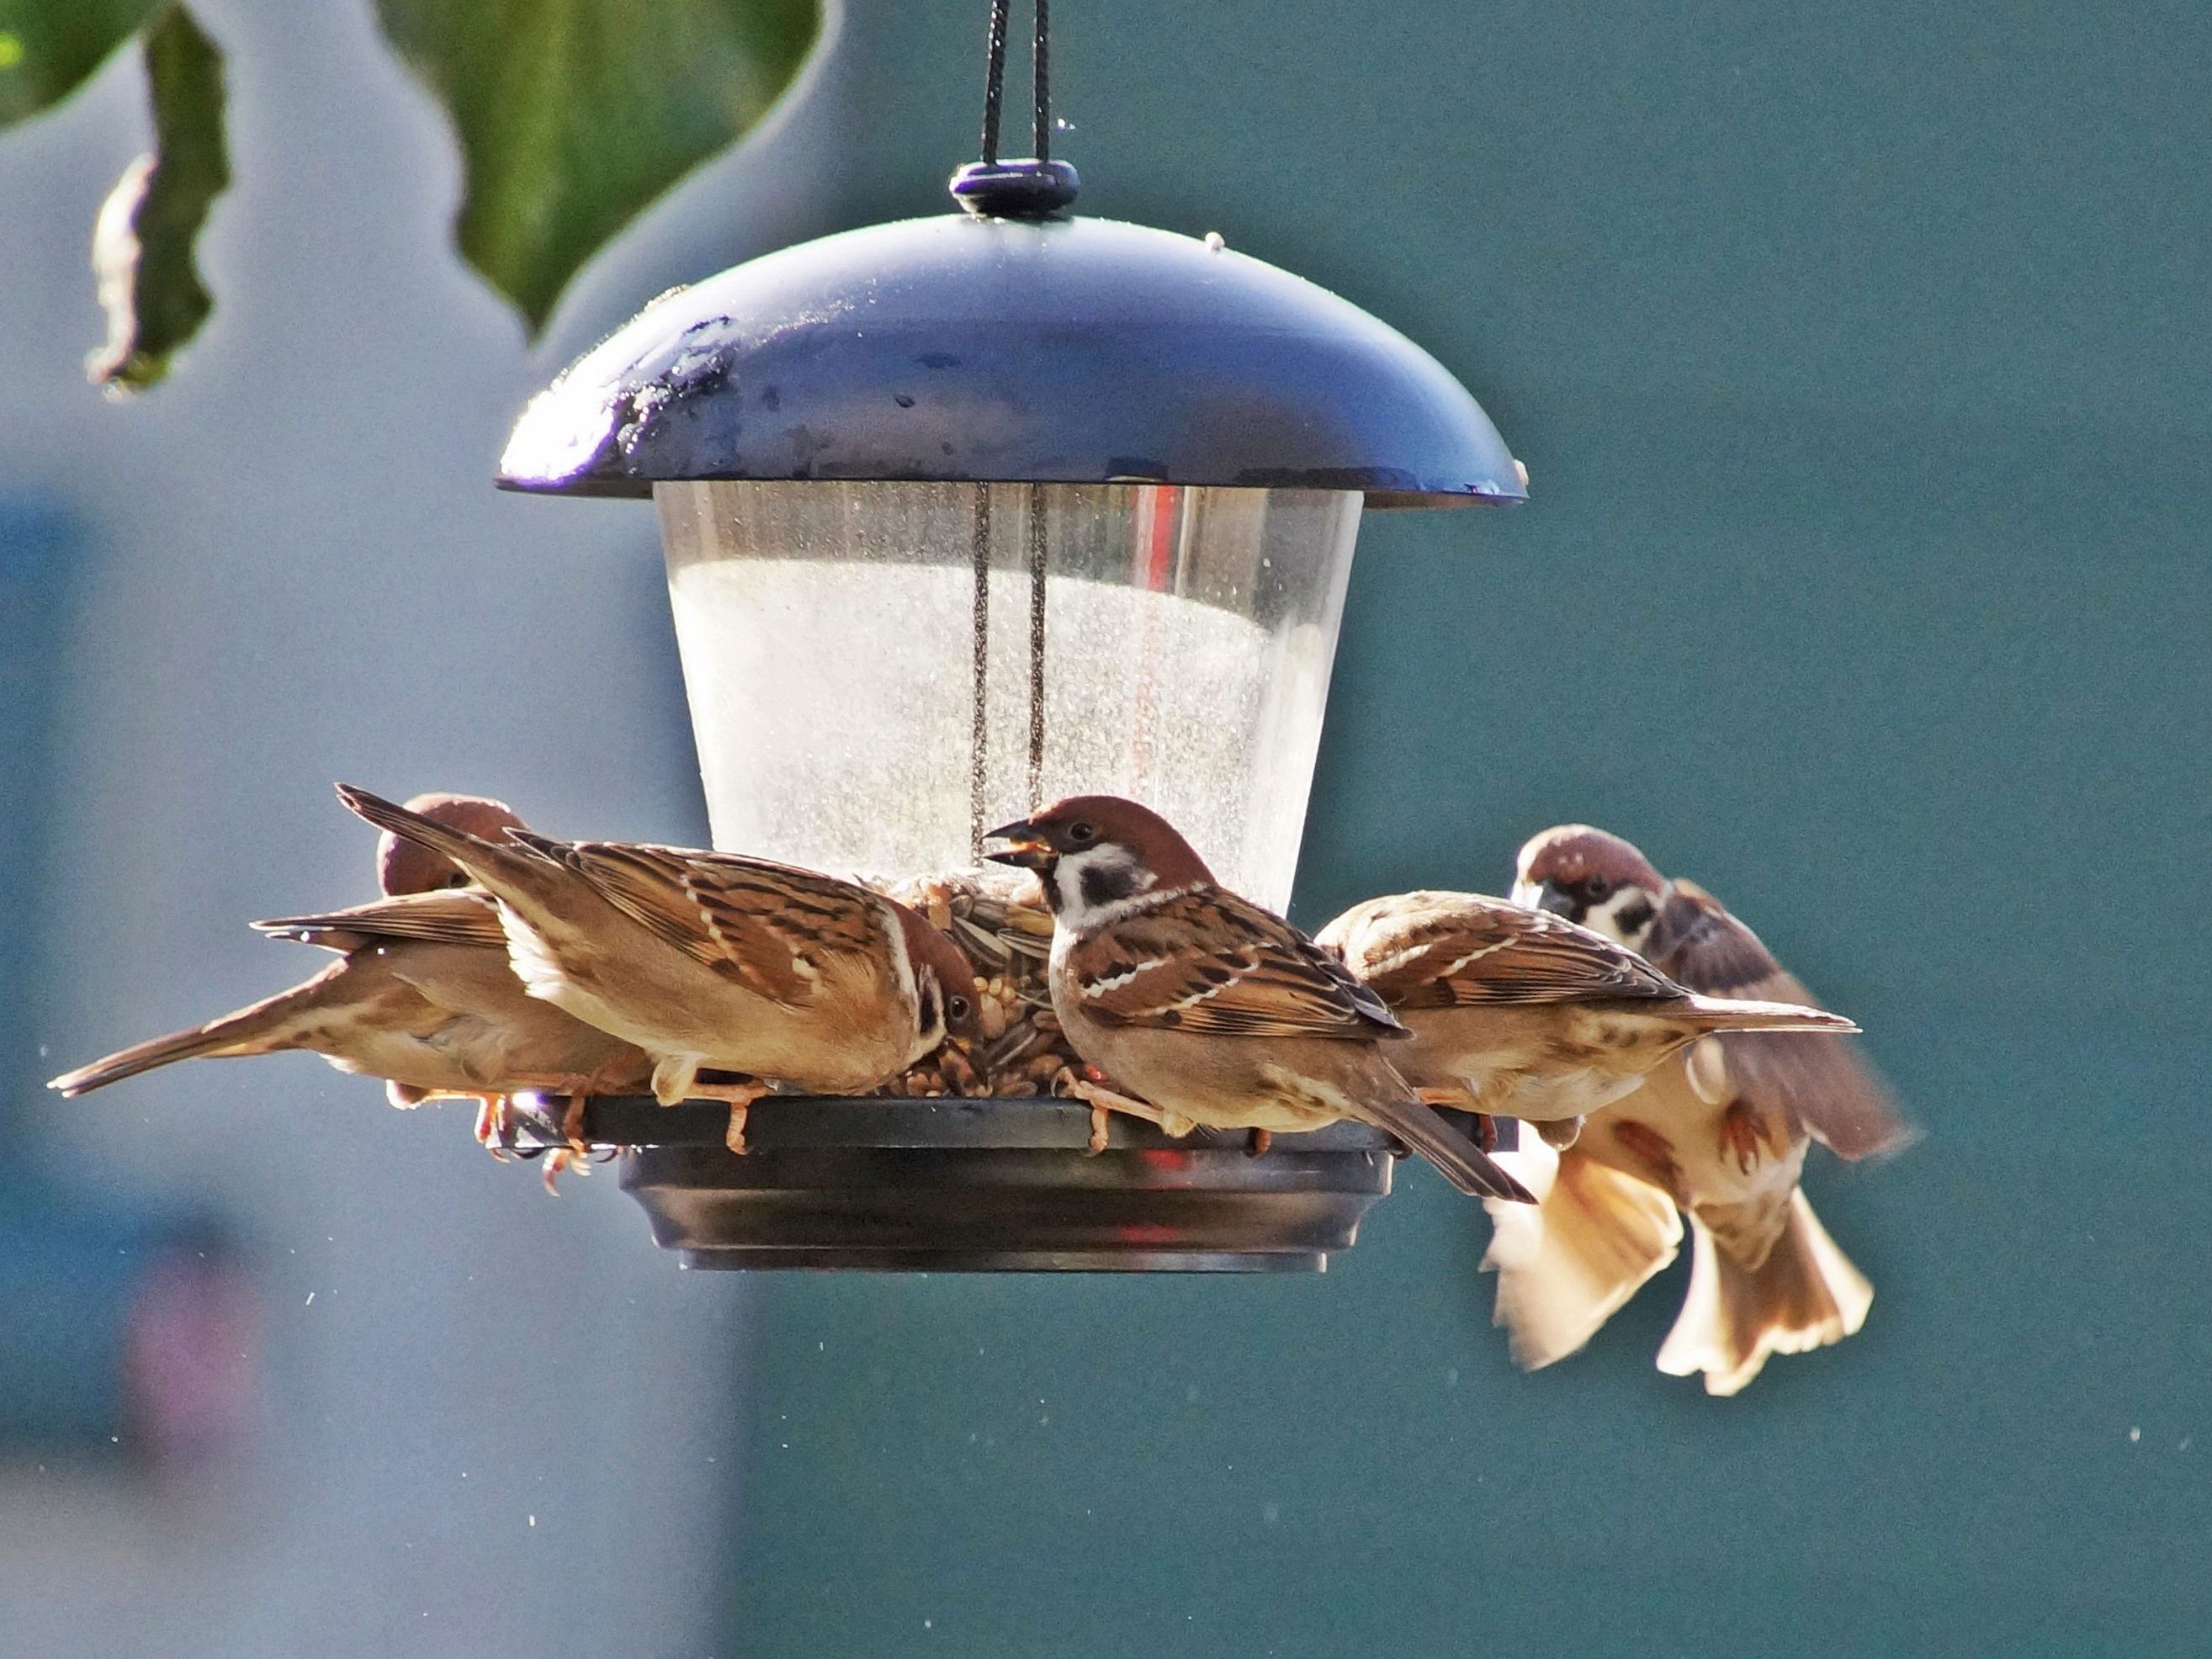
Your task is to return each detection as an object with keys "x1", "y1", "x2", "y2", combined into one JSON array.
[
  {"x1": 1486, "y1": 824, "x2": 1910, "y2": 1394},
  {"x1": 334, "y1": 785, "x2": 982, "y2": 1153},
  {"x1": 249, "y1": 889, "x2": 655, "y2": 1188},
  {"x1": 984, "y1": 796, "x2": 1531, "y2": 1202},
  {"x1": 370, "y1": 791, "x2": 653, "y2": 1167},
  {"x1": 49, "y1": 798, "x2": 653, "y2": 1185},
  {"x1": 1314, "y1": 888, "x2": 1858, "y2": 1145},
  {"x1": 371, "y1": 791, "x2": 533, "y2": 898}
]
